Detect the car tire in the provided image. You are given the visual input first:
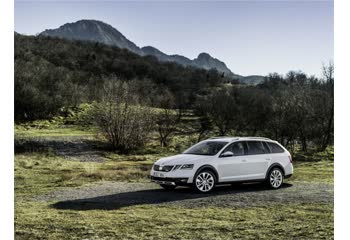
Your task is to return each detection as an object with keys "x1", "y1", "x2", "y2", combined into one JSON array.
[
  {"x1": 160, "y1": 184, "x2": 176, "y2": 190},
  {"x1": 267, "y1": 167, "x2": 284, "y2": 189},
  {"x1": 193, "y1": 170, "x2": 216, "y2": 193}
]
